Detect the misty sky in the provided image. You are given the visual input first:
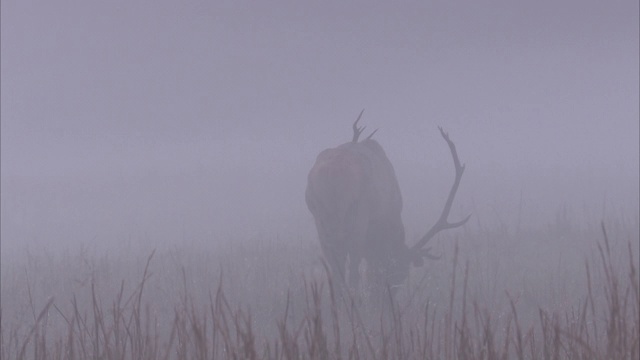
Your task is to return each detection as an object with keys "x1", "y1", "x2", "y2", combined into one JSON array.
[{"x1": 1, "y1": 1, "x2": 638, "y2": 256}]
